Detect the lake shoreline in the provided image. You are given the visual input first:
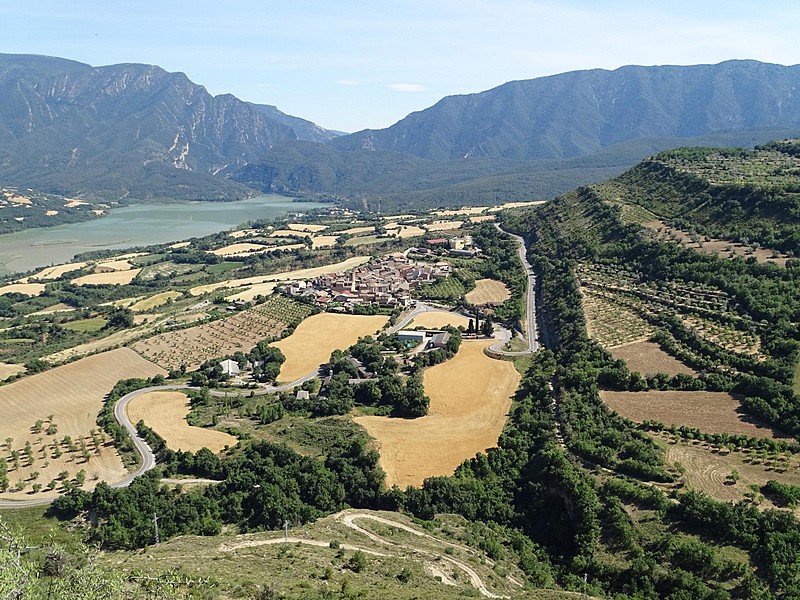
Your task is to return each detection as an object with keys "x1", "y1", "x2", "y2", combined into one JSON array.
[{"x1": 0, "y1": 194, "x2": 325, "y2": 276}]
